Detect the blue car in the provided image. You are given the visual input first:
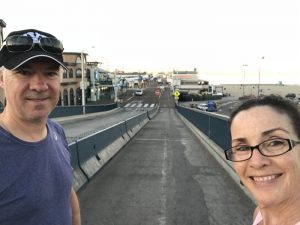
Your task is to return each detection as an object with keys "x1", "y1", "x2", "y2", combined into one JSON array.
[{"x1": 206, "y1": 101, "x2": 217, "y2": 112}]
